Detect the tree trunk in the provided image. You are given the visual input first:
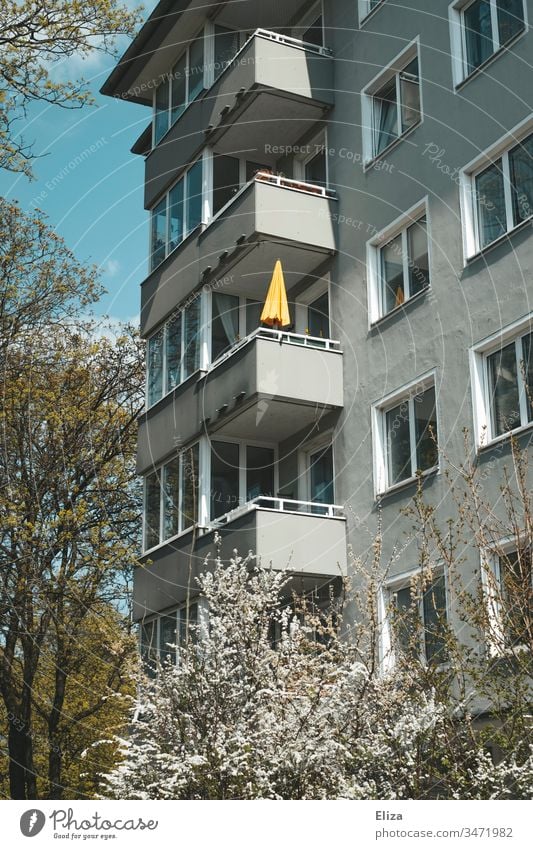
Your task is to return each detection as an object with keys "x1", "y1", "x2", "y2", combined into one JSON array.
[
  {"x1": 48, "y1": 736, "x2": 63, "y2": 799},
  {"x1": 8, "y1": 715, "x2": 36, "y2": 799}
]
